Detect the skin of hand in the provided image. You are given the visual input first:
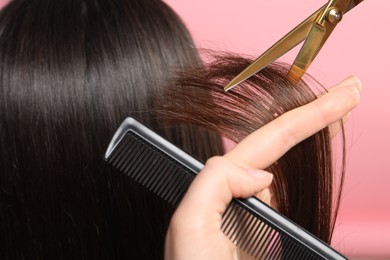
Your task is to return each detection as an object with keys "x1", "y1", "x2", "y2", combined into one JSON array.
[{"x1": 164, "y1": 76, "x2": 362, "y2": 260}]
